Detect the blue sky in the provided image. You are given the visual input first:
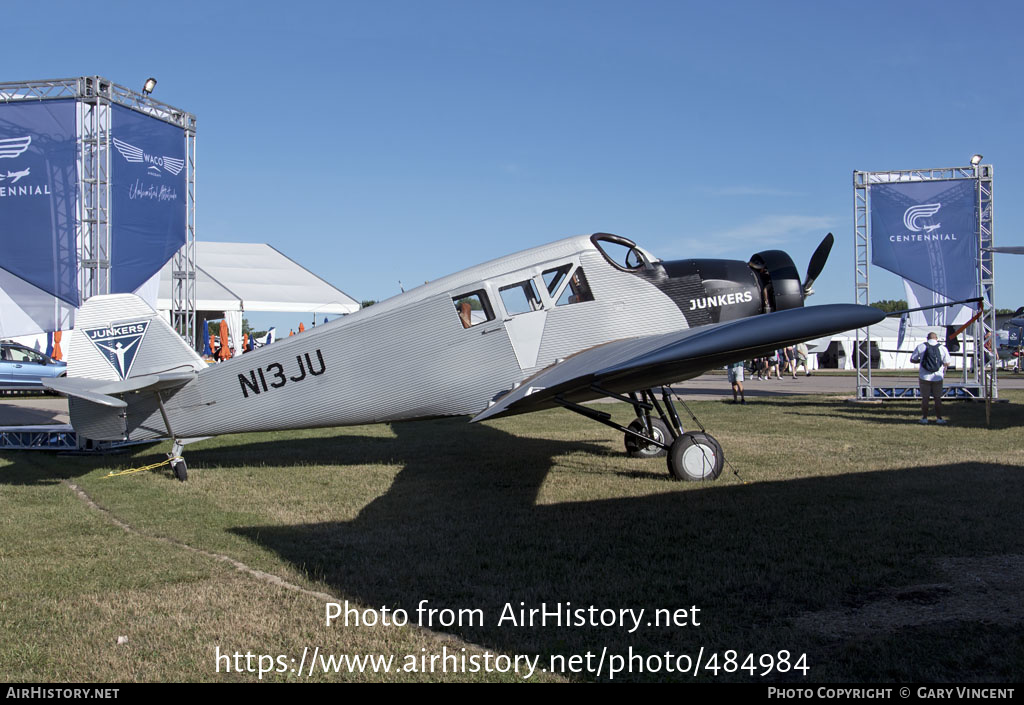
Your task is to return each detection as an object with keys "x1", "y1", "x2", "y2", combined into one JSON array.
[{"x1": 5, "y1": 1, "x2": 1023, "y2": 330}]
